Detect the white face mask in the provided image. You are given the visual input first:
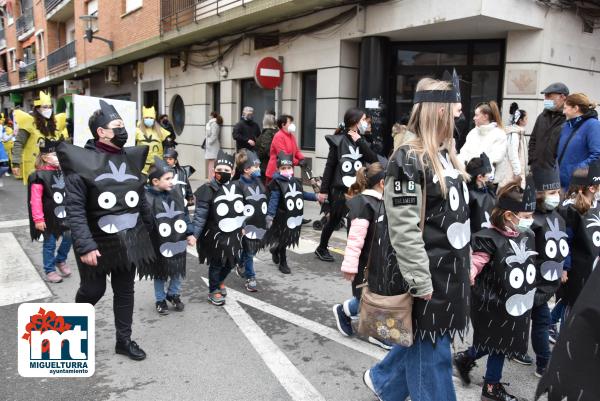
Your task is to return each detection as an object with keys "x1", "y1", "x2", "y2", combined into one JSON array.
[
  {"x1": 40, "y1": 109, "x2": 53, "y2": 119},
  {"x1": 288, "y1": 123, "x2": 296, "y2": 133},
  {"x1": 358, "y1": 120, "x2": 368, "y2": 134}
]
